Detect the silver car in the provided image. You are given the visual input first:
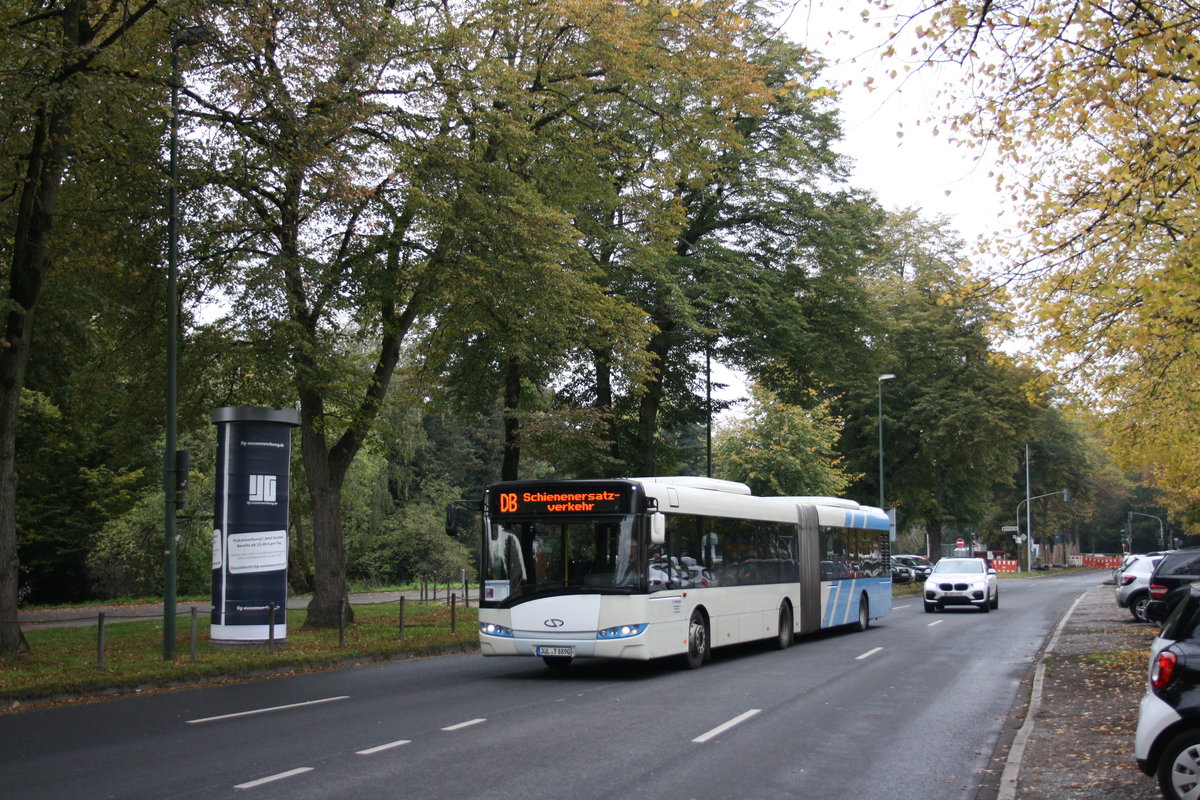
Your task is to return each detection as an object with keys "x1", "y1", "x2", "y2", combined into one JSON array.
[{"x1": 1116, "y1": 553, "x2": 1166, "y2": 622}]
